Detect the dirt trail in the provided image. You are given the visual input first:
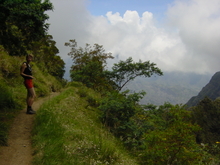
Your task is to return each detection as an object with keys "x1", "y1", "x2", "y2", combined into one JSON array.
[{"x1": 0, "y1": 92, "x2": 59, "y2": 165}]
